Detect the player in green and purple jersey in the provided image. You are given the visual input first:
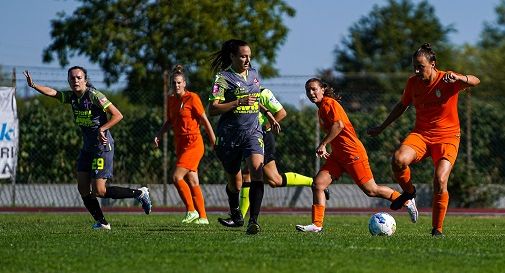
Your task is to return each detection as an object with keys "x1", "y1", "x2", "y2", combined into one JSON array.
[
  {"x1": 24, "y1": 66, "x2": 151, "y2": 230},
  {"x1": 209, "y1": 39, "x2": 279, "y2": 235}
]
